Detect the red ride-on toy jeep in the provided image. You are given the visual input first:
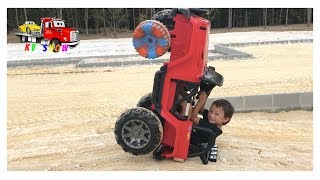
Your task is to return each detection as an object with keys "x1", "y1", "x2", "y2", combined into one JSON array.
[{"x1": 114, "y1": 8, "x2": 224, "y2": 164}]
